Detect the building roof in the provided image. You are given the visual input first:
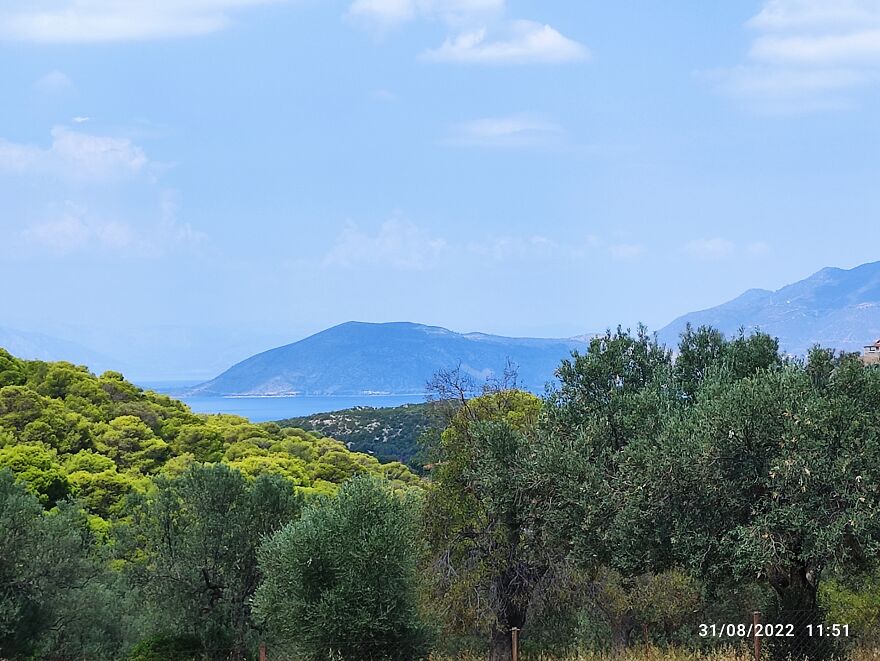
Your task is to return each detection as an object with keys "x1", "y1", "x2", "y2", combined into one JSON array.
[{"x1": 865, "y1": 339, "x2": 880, "y2": 349}]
